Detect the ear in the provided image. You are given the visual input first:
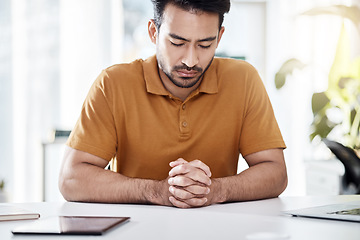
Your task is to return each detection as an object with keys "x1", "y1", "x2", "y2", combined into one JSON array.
[
  {"x1": 216, "y1": 26, "x2": 225, "y2": 48},
  {"x1": 148, "y1": 19, "x2": 158, "y2": 44}
]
